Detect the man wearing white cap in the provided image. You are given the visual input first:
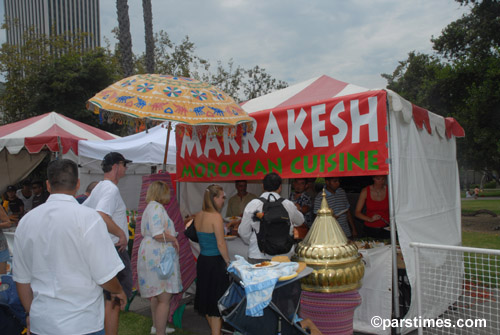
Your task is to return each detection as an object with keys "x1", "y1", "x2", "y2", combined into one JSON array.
[{"x1": 83, "y1": 152, "x2": 133, "y2": 335}]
